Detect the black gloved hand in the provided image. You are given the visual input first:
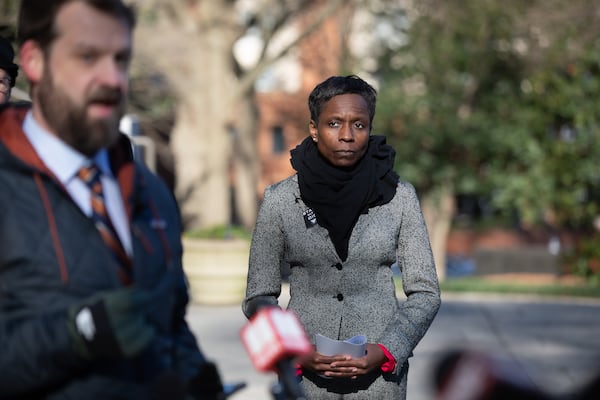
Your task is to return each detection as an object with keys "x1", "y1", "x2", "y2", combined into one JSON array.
[
  {"x1": 188, "y1": 360, "x2": 225, "y2": 400},
  {"x1": 67, "y1": 287, "x2": 156, "y2": 359}
]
